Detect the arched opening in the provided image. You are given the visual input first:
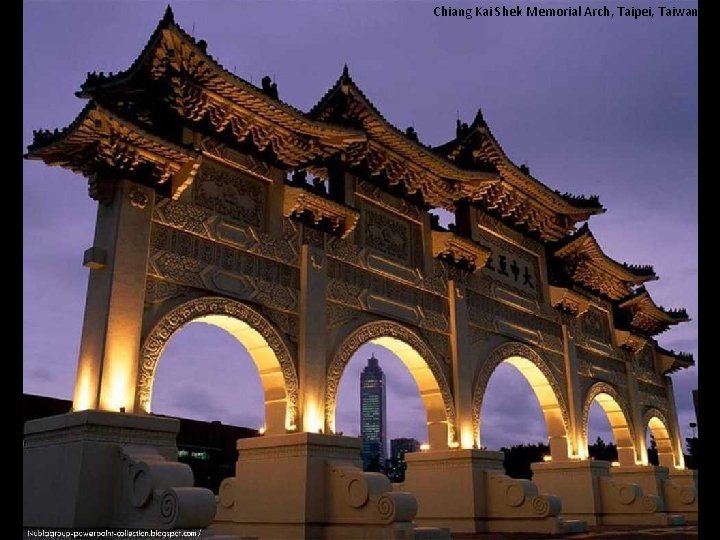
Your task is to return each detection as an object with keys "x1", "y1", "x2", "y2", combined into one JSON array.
[
  {"x1": 645, "y1": 410, "x2": 681, "y2": 469},
  {"x1": 151, "y1": 322, "x2": 264, "y2": 494},
  {"x1": 152, "y1": 322, "x2": 264, "y2": 428},
  {"x1": 473, "y1": 343, "x2": 570, "y2": 461},
  {"x1": 581, "y1": 384, "x2": 636, "y2": 466},
  {"x1": 327, "y1": 321, "x2": 456, "y2": 453},
  {"x1": 479, "y1": 362, "x2": 550, "y2": 478},
  {"x1": 335, "y1": 342, "x2": 426, "y2": 479},
  {"x1": 139, "y1": 297, "x2": 298, "y2": 435},
  {"x1": 586, "y1": 401, "x2": 618, "y2": 463}
]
